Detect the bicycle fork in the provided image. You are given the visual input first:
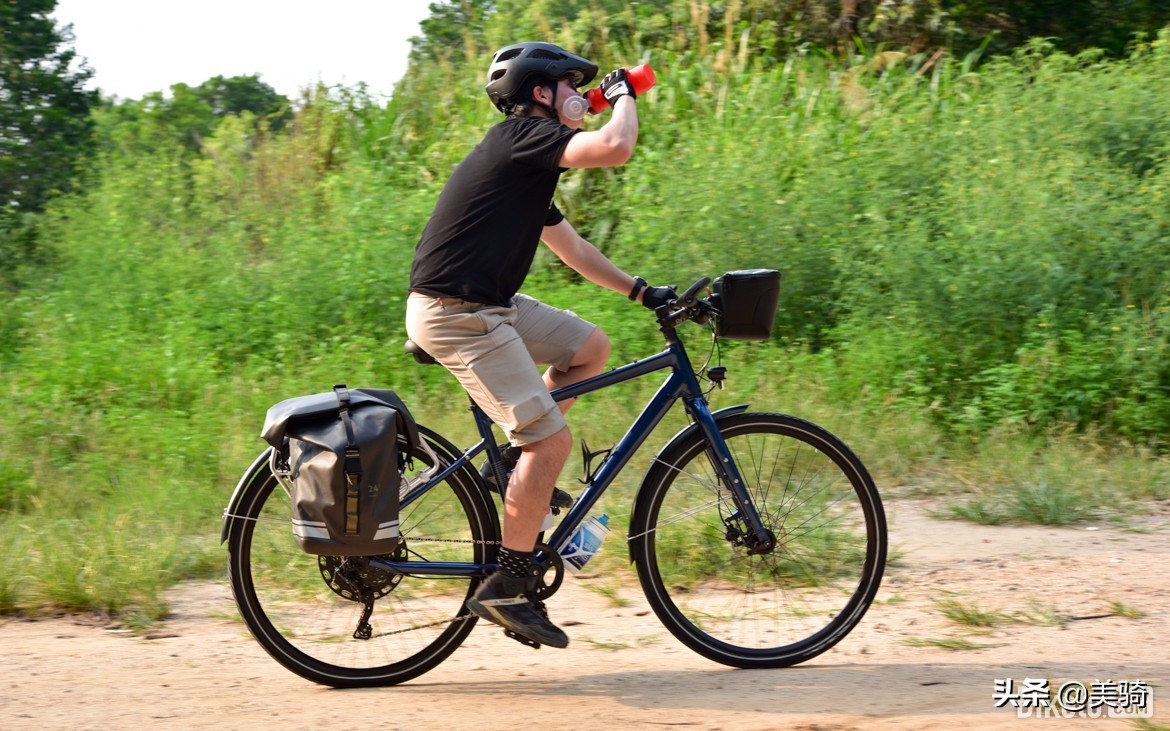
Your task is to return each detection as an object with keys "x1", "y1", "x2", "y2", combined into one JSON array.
[{"x1": 687, "y1": 397, "x2": 776, "y2": 555}]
